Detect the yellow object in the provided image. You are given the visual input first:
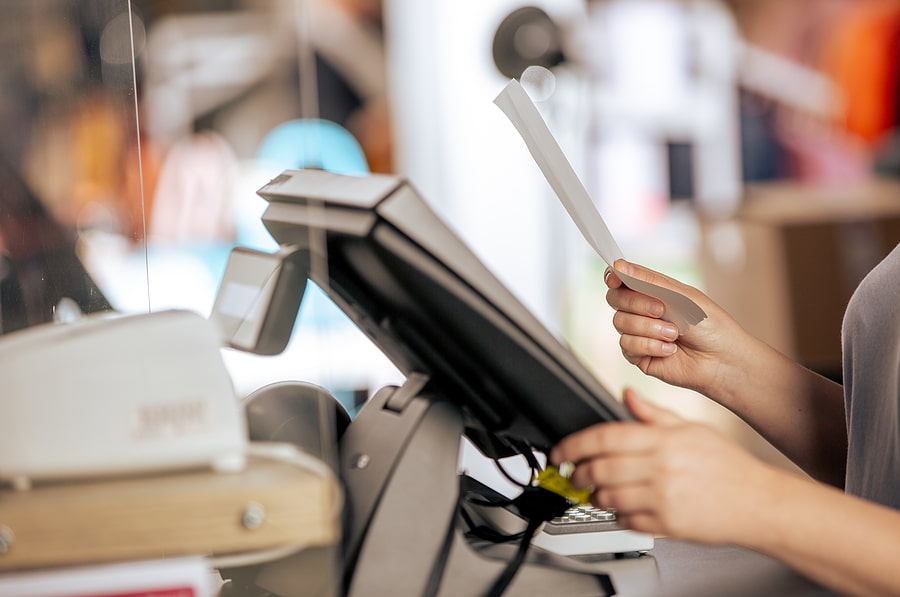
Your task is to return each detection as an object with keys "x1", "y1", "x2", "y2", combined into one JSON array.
[{"x1": 534, "y1": 465, "x2": 592, "y2": 506}]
